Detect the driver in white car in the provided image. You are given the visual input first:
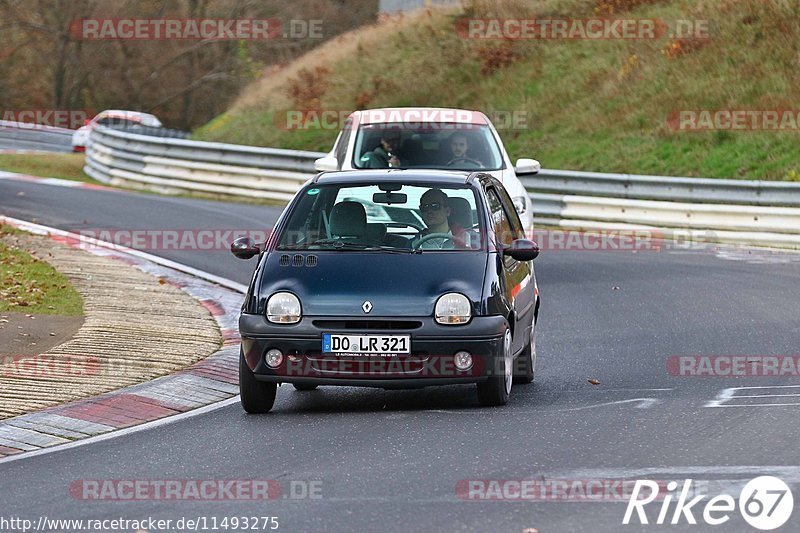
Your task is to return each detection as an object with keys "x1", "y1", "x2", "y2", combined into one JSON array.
[
  {"x1": 414, "y1": 188, "x2": 472, "y2": 249},
  {"x1": 446, "y1": 132, "x2": 484, "y2": 169}
]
